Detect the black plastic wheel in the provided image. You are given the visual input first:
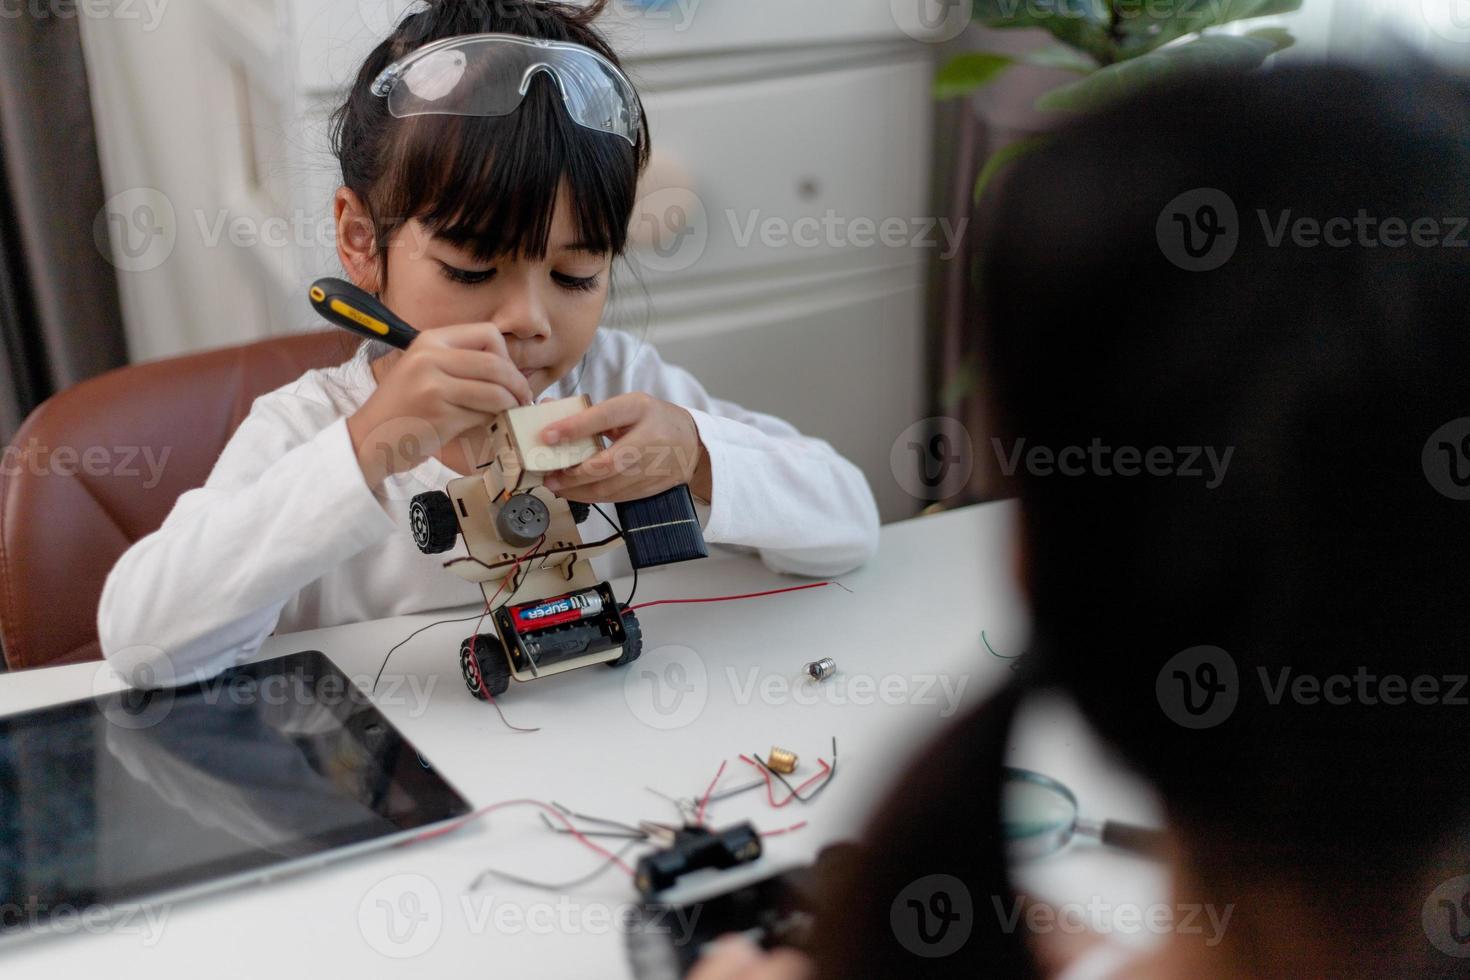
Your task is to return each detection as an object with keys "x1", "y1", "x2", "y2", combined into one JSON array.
[
  {"x1": 410, "y1": 491, "x2": 459, "y2": 554},
  {"x1": 569, "y1": 500, "x2": 591, "y2": 525},
  {"x1": 459, "y1": 633, "x2": 511, "y2": 699},
  {"x1": 605, "y1": 607, "x2": 643, "y2": 668}
]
